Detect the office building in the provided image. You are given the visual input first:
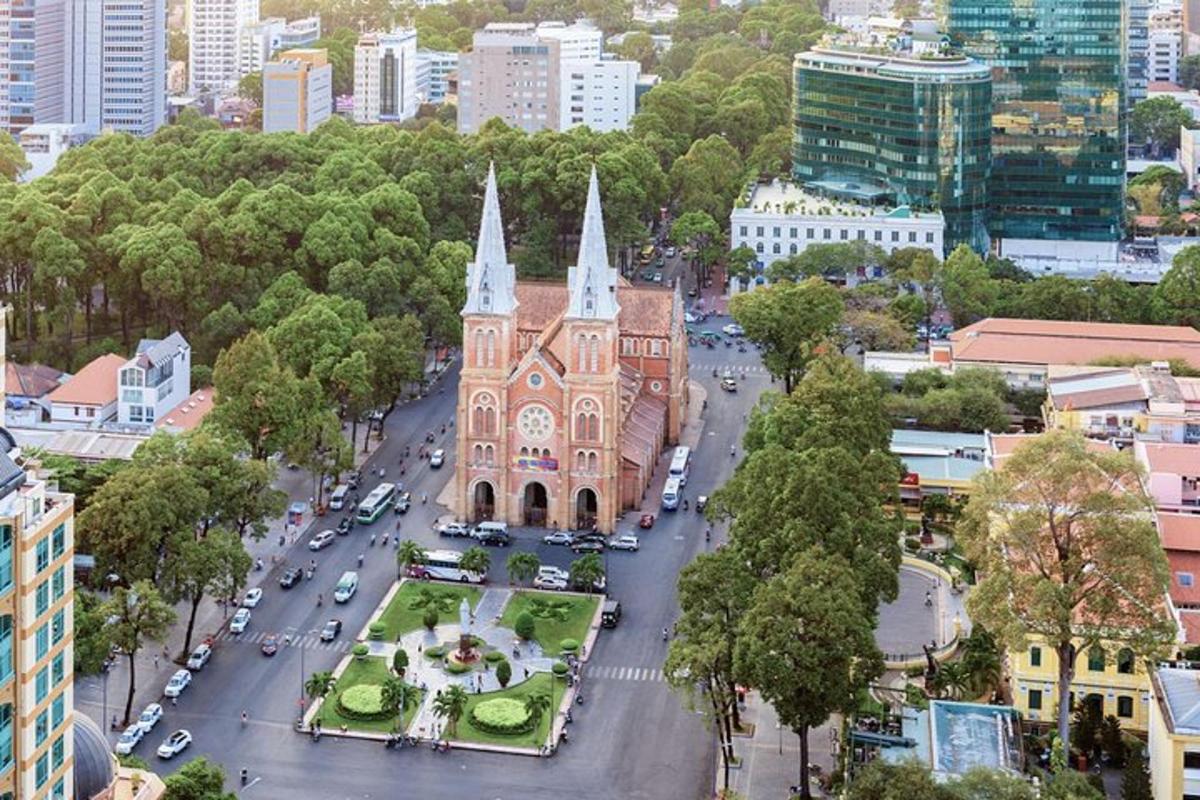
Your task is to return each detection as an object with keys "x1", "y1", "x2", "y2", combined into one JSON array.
[
  {"x1": 0, "y1": 0, "x2": 68, "y2": 135},
  {"x1": 353, "y1": 29, "x2": 418, "y2": 124},
  {"x1": 237, "y1": 16, "x2": 320, "y2": 78},
  {"x1": 791, "y1": 47, "x2": 992, "y2": 254},
  {"x1": 16, "y1": 123, "x2": 91, "y2": 182},
  {"x1": 0, "y1": 306, "x2": 77, "y2": 800},
  {"x1": 458, "y1": 24, "x2": 560, "y2": 134},
  {"x1": 262, "y1": 48, "x2": 331, "y2": 133},
  {"x1": 941, "y1": 0, "x2": 1126, "y2": 261},
  {"x1": 534, "y1": 20, "x2": 602, "y2": 61},
  {"x1": 97, "y1": 0, "x2": 167, "y2": 136},
  {"x1": 1131, "y1": 0, "x2": 1152, "y2": 104},
  {"x1": 414, "y1": 49, "x2": 458, "y2": 104},
  {"x1": 559, "y1": 58, "x2": 637, "y2": 132},
  {"x1": 189, "y1": 0, "x2": 258, "y2": 95}
]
